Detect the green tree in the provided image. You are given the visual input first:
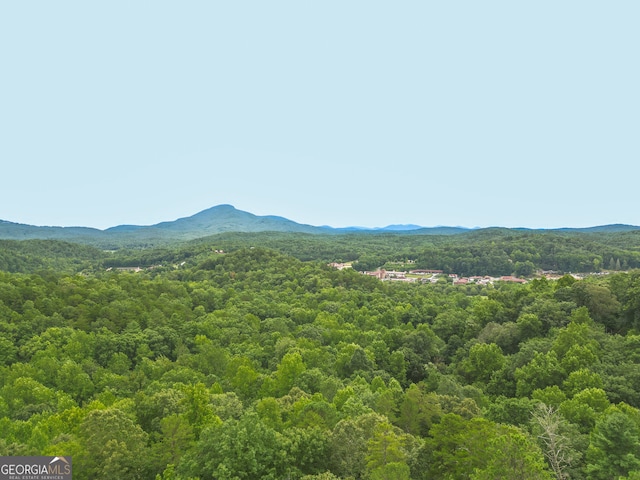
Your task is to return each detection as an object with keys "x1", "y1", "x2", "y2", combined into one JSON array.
[
  {"x1": 329, "y1": 413, "x2": 386, "y2": 479},
  {"x1": 366, "y1": 422, "x2": 413, "y2": 480},
  {"x1": 273, "y1": 351, "x2": 307, "y2": 396},
  {"x1": 515, "y1": 261, "x2": 536, "y2": 277},
  {"x1": 180, "y1": 412, "x2": 283, "y2": 480},
  {"x1": 460, "y1": 342, "x2": 505, "y2": 384},
  {"x1": 472, "y1": 427, "x2": 552, "y2": 479},
  {"x1": 76, "y1": 408, "x2": 152, "y2": 480},
  {"x1": 152, "y1": 414, "x2": 194, "y2": 471},
  {"x1": 179, "y1": 382, "x2": 217, "y2": 438},
  {"x1": 586, "y1": 409, "x2": 640, "y2": 479},
  {"x1": 515, "y1": 351, "x2": 566, "y2": 397},
  {"x1": 413, "y1": 414, "x2": 496, "y2": 479},
  {"x1": 397, "y1": 384, "x2": 441, "y2": 436},
  {"x1": 562, "y1": 368, "x2": 603, "y2": 397}
]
